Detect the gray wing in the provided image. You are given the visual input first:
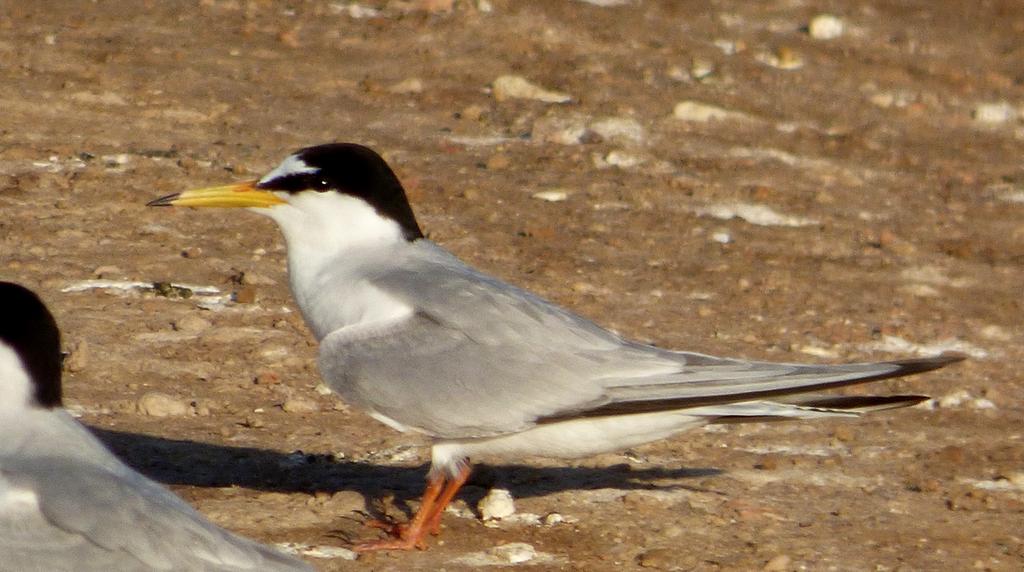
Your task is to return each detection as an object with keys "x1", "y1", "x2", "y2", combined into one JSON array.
[
  {"x1": 320, "y1": 241, "x2": 959, "y2": 439},
  {"x1": 0, "y1": 456, "x2": 311, "y2": 572}
]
